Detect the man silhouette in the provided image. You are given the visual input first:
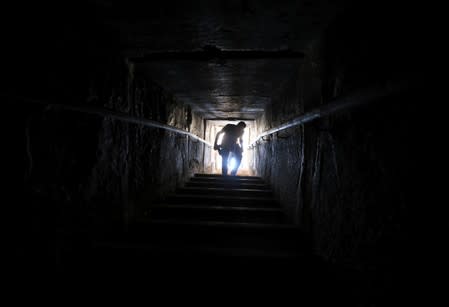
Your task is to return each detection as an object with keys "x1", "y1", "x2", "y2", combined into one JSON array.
[{"x1": 213, "y1": 121, "x2": 246, "y2": 176}]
